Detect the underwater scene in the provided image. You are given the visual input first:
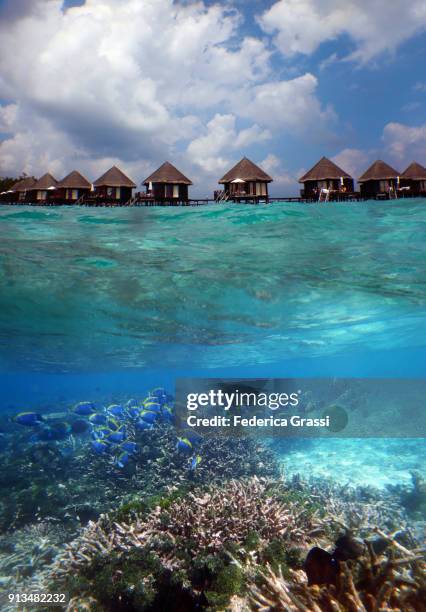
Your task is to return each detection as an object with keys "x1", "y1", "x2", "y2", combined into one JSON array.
[{"x1": 0, "y1": 201, "x2": 425, "y2": 611}]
